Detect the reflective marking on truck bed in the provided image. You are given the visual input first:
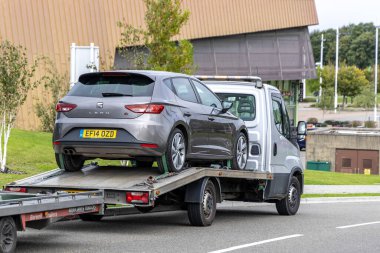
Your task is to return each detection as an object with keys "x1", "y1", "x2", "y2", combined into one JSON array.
[{"x1": 208, "y1": 234, "x2": 304, "y2": 253}]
